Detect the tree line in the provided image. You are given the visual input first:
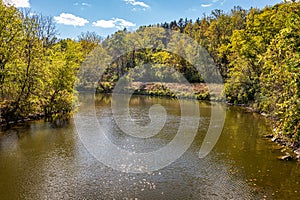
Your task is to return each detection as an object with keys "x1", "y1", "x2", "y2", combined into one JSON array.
[
  {"x1": 0, "y1": 1, "x2": 88, "y2": 123},
  {"x1": 0, "y1": 0, "x2": 299, "y2": 143}
]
